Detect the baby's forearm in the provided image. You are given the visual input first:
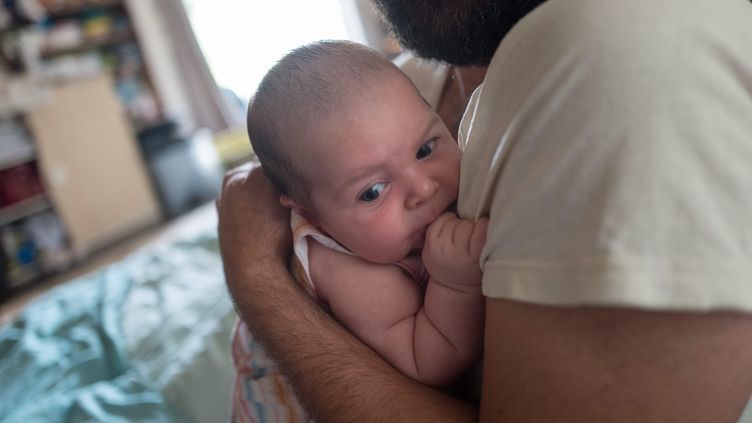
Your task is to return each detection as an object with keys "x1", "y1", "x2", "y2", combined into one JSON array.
[
  {"x1": 309, "y1": 241, "x2": 484, "y2": 387},
  {"x1": 412, "y1": 279, "x2": 484, "y2": 386},
  {"x1": 410, "y1": 214, "x2": 486, "y2": 386}
]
